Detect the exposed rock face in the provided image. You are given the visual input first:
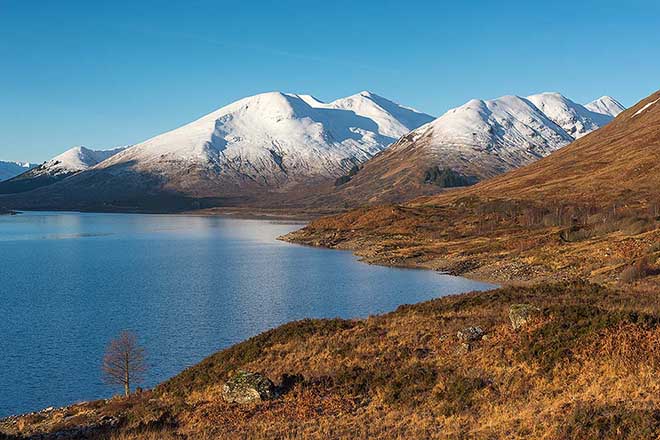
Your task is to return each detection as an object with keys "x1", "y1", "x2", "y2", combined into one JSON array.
[
  {"x1": 509, "y1": 304, "x2": 541, "y2": 330},
  {"x1": 457, "y1": 327, "x2": 485, "y2": 342},
  {"x1": 222, "y1": 371, "x2": 278, "y2": 404}
]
